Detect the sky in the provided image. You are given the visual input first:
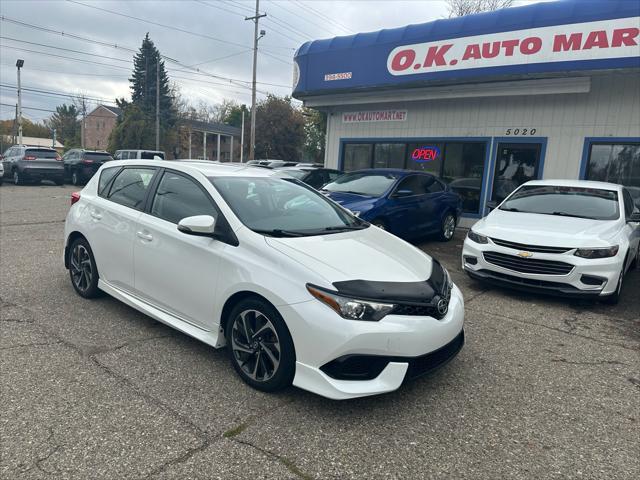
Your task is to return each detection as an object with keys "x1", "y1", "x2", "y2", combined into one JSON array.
[{"x1": 0, "y1": 0, "x2": 548, "y2": 123}]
